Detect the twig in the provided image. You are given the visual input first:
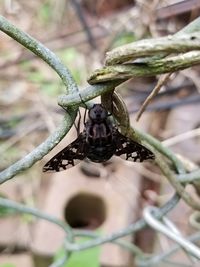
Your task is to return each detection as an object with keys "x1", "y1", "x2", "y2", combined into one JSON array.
[
  {"x1": 70, "y1": 0, "x2": 97, "y2": 49},
  {"x1": 136, "y1": 73, "x2": 171, "y2": 121},
  {"x1": 162, "y1": 128, "x2": 200, "y2": 147},
  {"x1": 129, "y1": 93, "x2": 200, "y2": 113}
]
